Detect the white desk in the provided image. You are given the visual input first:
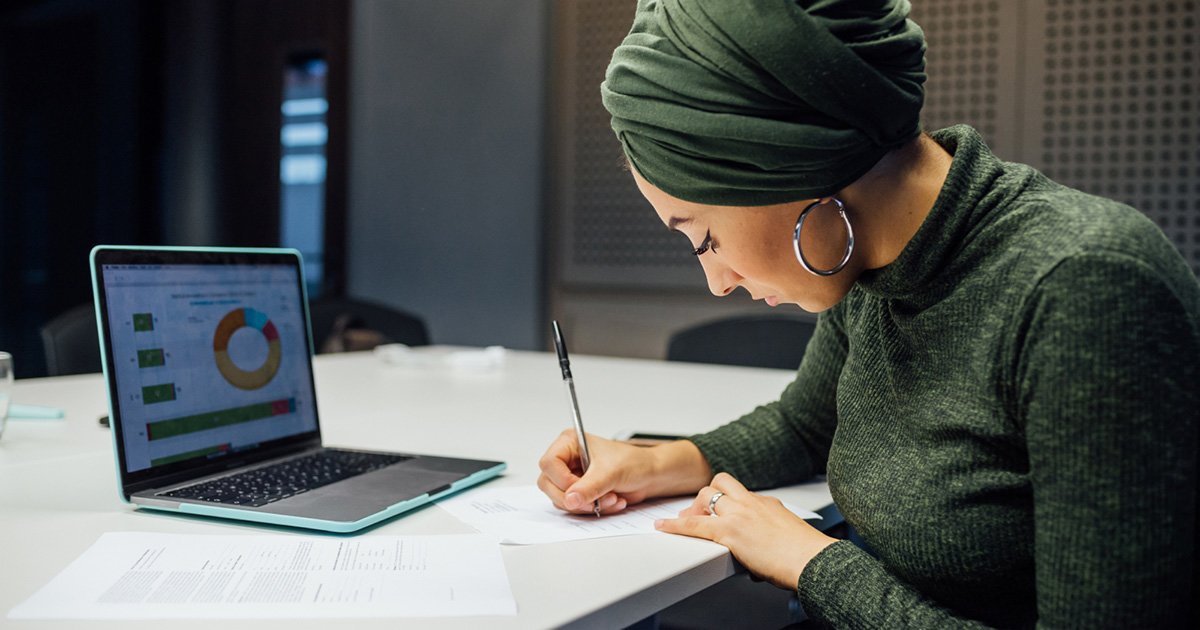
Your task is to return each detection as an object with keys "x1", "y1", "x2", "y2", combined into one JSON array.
[{"x1": 0, "y1": 348, "x2": 831, "y2": 629}]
